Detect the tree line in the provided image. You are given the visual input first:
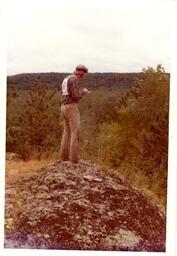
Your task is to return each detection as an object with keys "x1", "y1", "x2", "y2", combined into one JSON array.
[
  {"x1": 7, "y1": 72, "x2": 149, "y2": 90},
  {"x1": 6, "y1": 65, "x2": 169, "y2": 208}
]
